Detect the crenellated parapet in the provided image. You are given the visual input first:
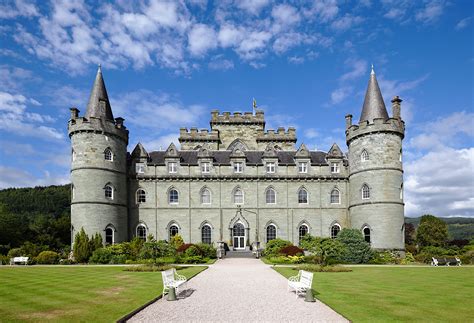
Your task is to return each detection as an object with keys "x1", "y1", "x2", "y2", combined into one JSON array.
[
  {"x1": 345, "y1": 117, "x2": 404, "y2": 146},
  {"x1": 210, "y1": 109, "x2": 265, "y2": 126},
  {"x1": 68, "y1": 112, "x2": 129, "y2": 144},
  {"x1": 256, "y1": 127, "x2": 297, "y2": 150},
  {"x1": 179, "y1": 127, "x2": 220, "y2": 150}
]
